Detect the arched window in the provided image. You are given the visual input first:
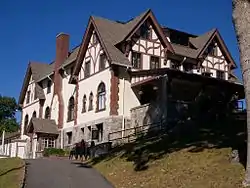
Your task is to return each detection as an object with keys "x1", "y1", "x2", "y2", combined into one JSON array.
[
  {"x1": 32, "y1": 111, "x2": 37, "y2": 118},
  {"x1": 24, "y1": 114, "x2": 29, "y2": 133},
  {"x1": 89, "y1": 92, "x2": 93, "y2": 111},
  {"x1": 45, "y1": 107, "x2": 50, "y2": 119},
  {"x1": 68, "y1": 96, "x2": 74, "y2": 121},
  {"x1": 82, "y1": 95, "x2": 87, "y2": 113},
  {"x1": 97, "y1": 83, "x2": 106, "y2": 111}
]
